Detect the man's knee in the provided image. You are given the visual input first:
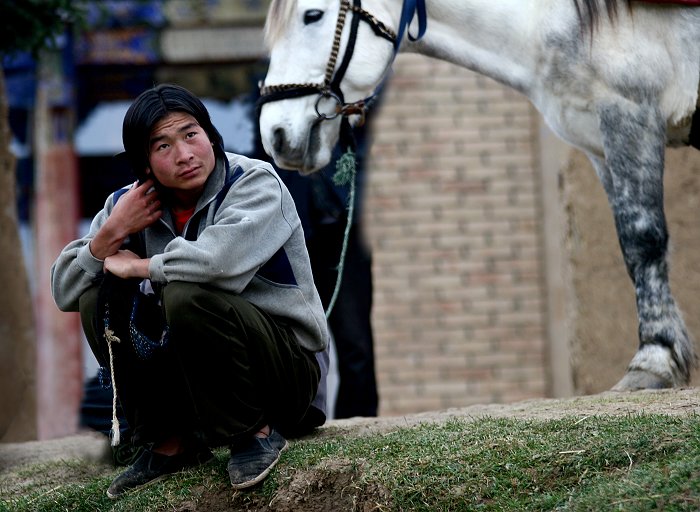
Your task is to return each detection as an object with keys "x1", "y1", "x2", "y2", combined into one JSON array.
[
  {"x1": 162, "y1": 282, "x2": 240, "y2": 326},
  {"x1": 78, "y1": 285, "x2": 100, "y2": 337},
  {"x1": 78, "y1": 285, "x2": 100, "y2": 316},
  {"x1": 162, "y1": 281, "x2": 191, "y2": 307},
  {"x1": 162, "y1": 282, "x2": 206, "y2": 322}
]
